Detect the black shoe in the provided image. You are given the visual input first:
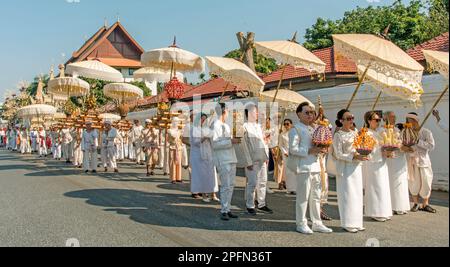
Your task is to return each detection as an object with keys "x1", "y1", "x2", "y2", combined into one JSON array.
[
  {"x1": 85, "y1": 170, "x2": 89, "y2": 173},
  {"x1": 321, "y1": 210, "x2": 333, "y2": 221},
  {"x1": 191, "y1": 194, "x2": 202, "y2": 199},
  {"x1": 246, "y1": 208, "x2": 257, "y2": 215},
  {"x1": 257, "y1": 206, "x2": 273, "y2": 214},
  {"x1": 114, "y1": 169, "x2": 119, "y2": 173},
  {"x1": 227, "y1": 212, "x2": 238, "y2": 219},
  {"x1": 411, "y1": 204, "x2": 420, "y2": 212},
  {"x1": 92, "y1": 170, "x2": 97, "y2": 173},
  {"x1": 421, "y1": 205, "x2": 437, "y2": 213},
  {"x1": 220, "y1": 213, "x2": 230, "y2": 221}
]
